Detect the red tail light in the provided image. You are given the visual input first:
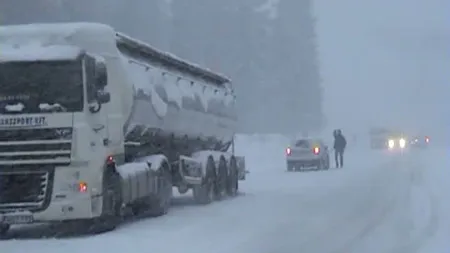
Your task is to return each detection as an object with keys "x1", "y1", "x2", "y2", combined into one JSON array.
[
  {"x1": 78, "y1": 181, "x2": 88, "y2": 193},
  {"x1": 286, "y1": 147, "x2": 291, "y2": 155},
  {"x1": 425, "y1": 137, "x2": 429, "y2": 143},
  {"x1": 106, "y1": 155, "x2": 115, "y2": 166},
  {"x1": 313, "y1": 147, "x2": 320, "y2": 154}
]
